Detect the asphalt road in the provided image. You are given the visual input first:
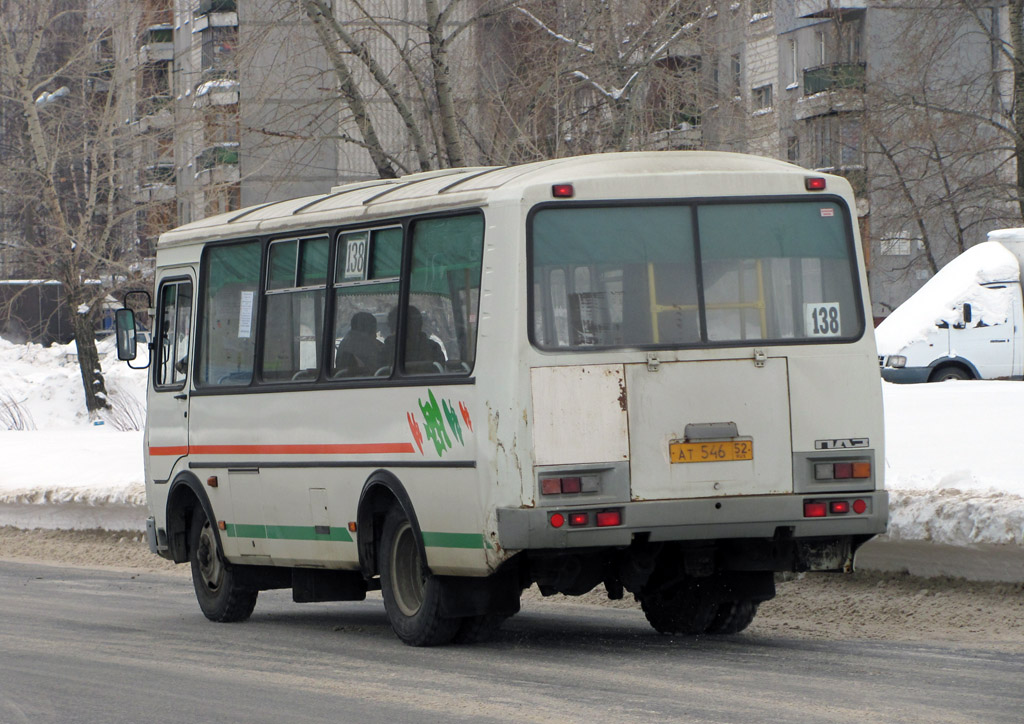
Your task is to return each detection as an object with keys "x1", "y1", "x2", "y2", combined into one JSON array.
[{"x1": 0, "y1": 561, "x2": 1021, "y2": 724}]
